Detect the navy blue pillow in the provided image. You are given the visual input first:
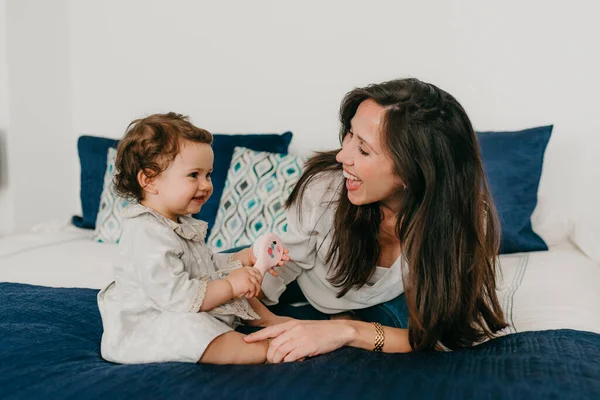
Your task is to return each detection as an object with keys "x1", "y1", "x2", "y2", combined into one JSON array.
[
  {"x1": 477, "y1": 125, "x2": 552, "y2": 254},
  {"x1": 72, "y1": 132, "x2": 293, "y2": 231},
  {"x1": 72, "y1": 136, "x2": 119, "y2": 229}
]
